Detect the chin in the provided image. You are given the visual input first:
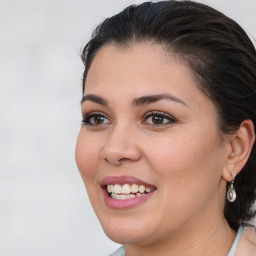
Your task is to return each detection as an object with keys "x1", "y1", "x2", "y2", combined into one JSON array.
[
  {"x1": 99, "y1": 214, "x2": 156, "y2": 245},
  {"x1": 104, "y1": 227, "x2": 152, "y2": 245}
]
